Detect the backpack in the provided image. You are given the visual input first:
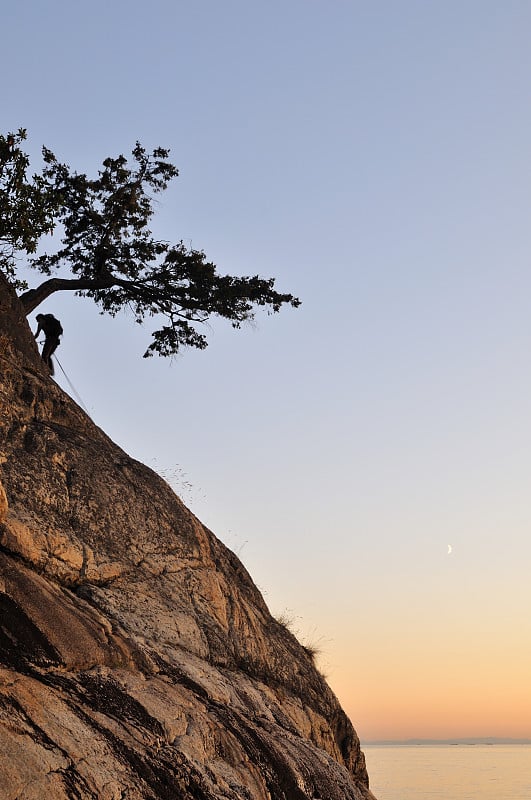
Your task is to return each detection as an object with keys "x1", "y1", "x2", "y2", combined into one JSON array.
[{"x1": 42, "y1": 314, "x2": 63, "y2": 337}]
